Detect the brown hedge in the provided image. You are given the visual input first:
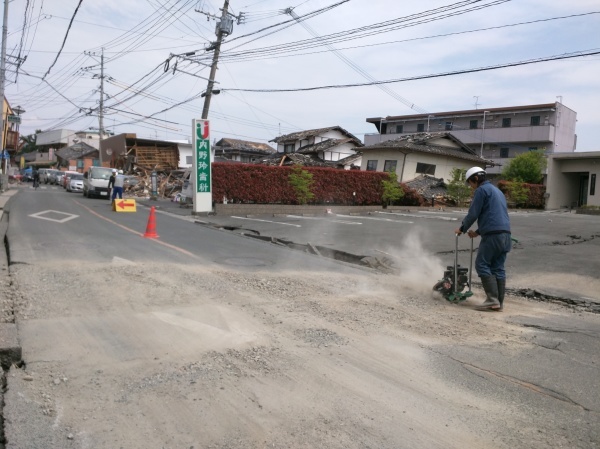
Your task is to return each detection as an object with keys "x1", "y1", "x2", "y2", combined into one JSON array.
[{"x1": 212, "y1": 163, "x2": 423, "y2": 206}]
